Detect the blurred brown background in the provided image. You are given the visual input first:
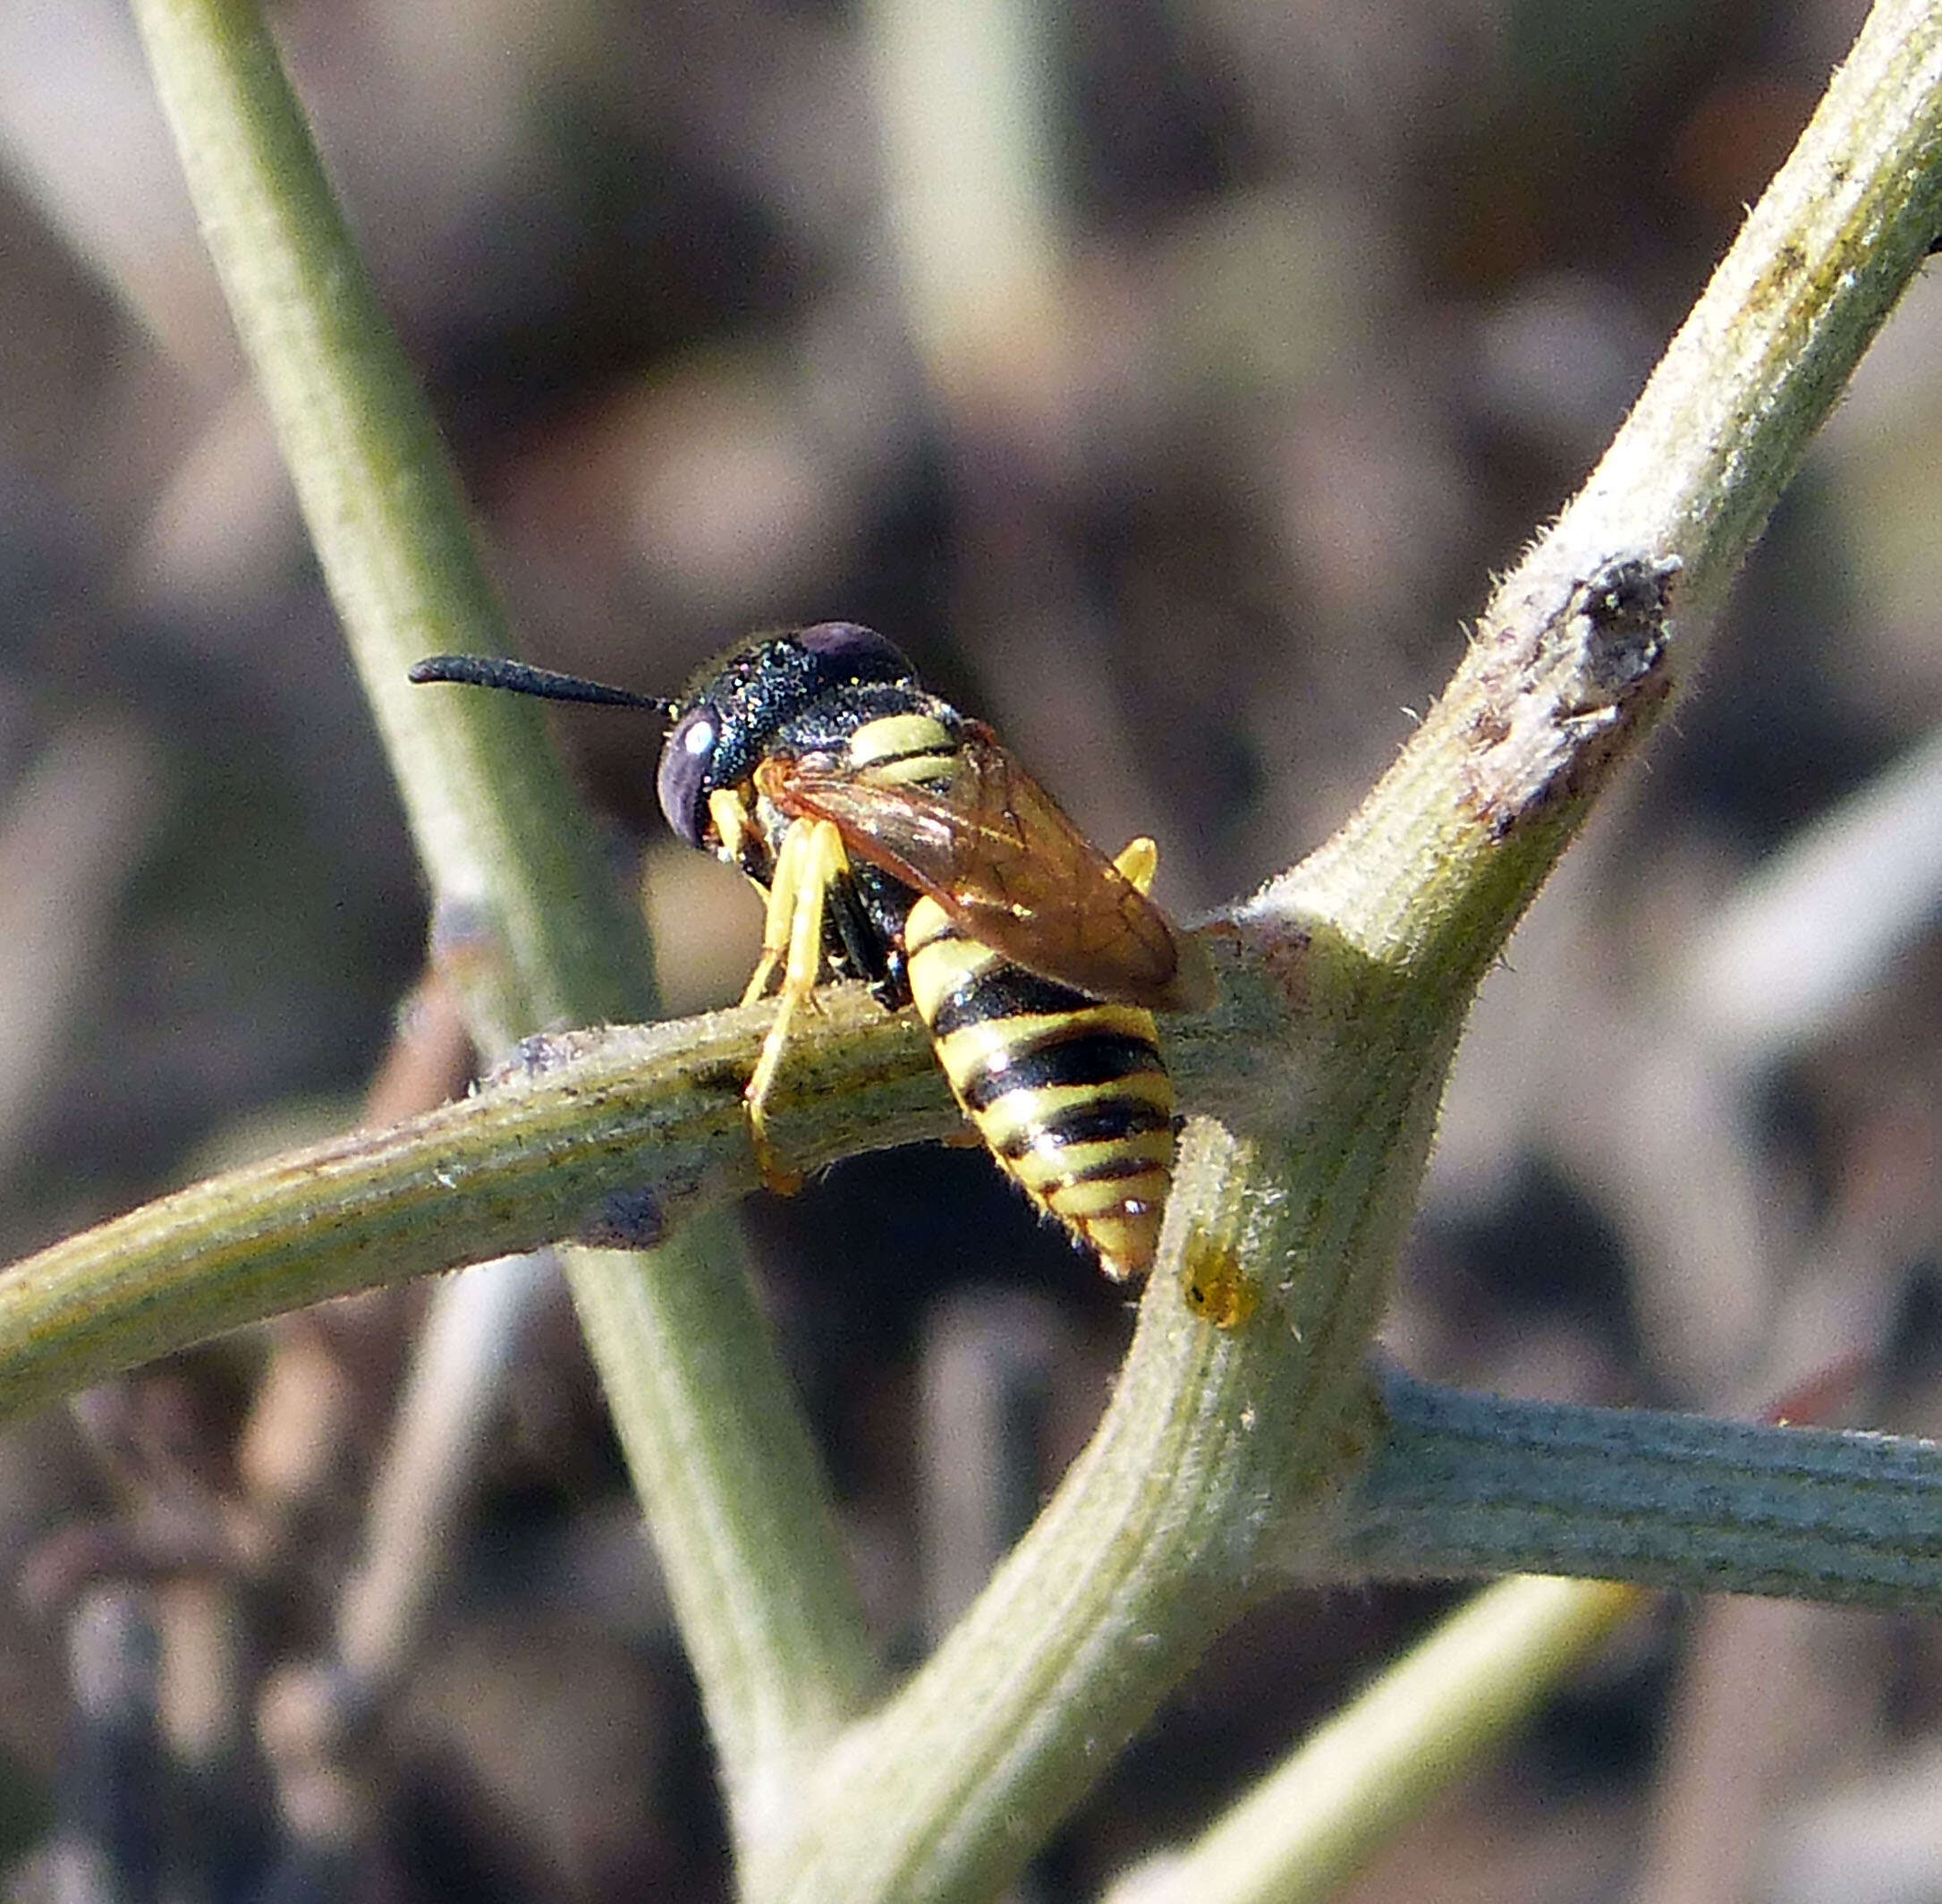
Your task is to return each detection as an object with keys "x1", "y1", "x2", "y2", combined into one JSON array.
[{"x1": 1, "y1": 0, "x2": 1940, "y2": 1898}]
